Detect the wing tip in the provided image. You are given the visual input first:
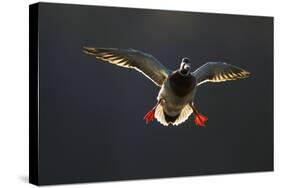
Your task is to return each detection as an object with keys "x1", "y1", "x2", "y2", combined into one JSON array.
[
  {"x1": 241, "y1": 69, "x2": 251, "y2": 78},
  {"x1": 82, "y1": 46, "x2": 97, "y2": 55}
]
